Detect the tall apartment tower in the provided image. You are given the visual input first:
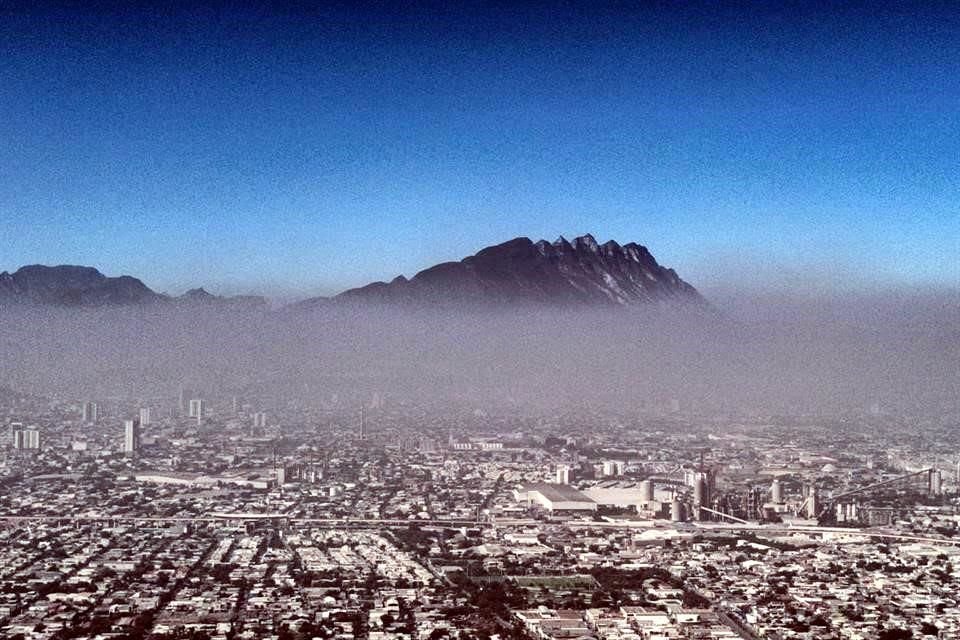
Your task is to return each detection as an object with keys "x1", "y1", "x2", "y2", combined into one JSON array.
[
  {"x1": 124, "y1": 419, "x2": 140, "y2": 454},
  {"x1": 139, "y1": 407, "x2": 152, "y2": 427},
  {"x1": 555, "y1": 464, "x2": 572, "y2": 485},
  {"x1": 12, "y1": 425, "x2": 41, "y2": 450},
  {"x1": 23, "y1": 427, "x2": 40, "y2": 450},
  {"x1": 188, "y1": 399, "x2": 205, "y2": 421},
  {"x1": 9, "y1": 422, "x2": 24, "y2": 448},
  {"x1": 602, "y1": 460, "x2": 625, "y2": 477},
  {"x1": 82, "y1": 401, "x2": 99, "y2": 424}
]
